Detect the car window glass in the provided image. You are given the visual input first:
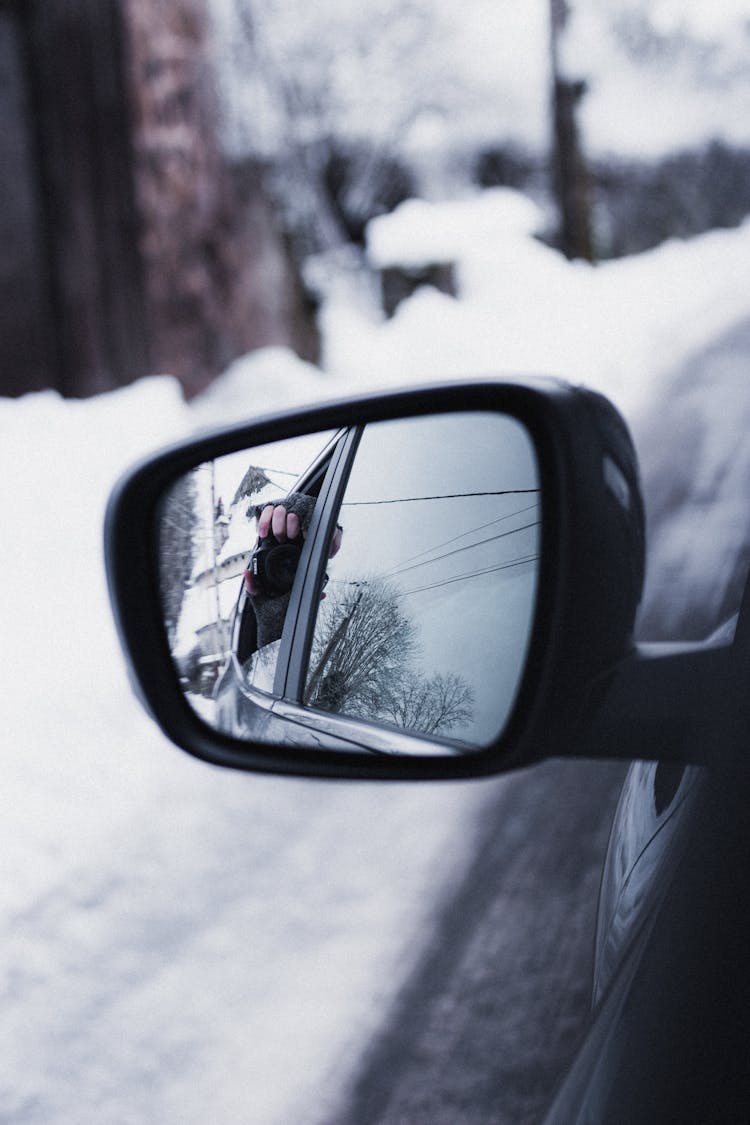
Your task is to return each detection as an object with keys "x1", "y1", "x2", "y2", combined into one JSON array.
[{"x1": 303, "y1": 412, "x2": 541, "y2": 746}]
